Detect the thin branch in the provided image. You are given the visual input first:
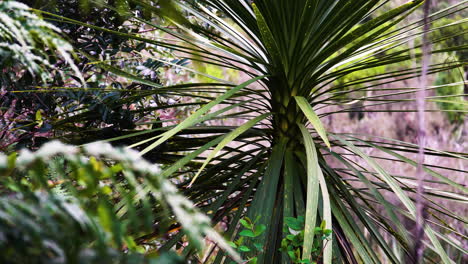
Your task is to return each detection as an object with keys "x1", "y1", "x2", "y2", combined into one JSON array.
[{"x1": 414, "y1": 0, "x2": 432, "y2": 263}]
